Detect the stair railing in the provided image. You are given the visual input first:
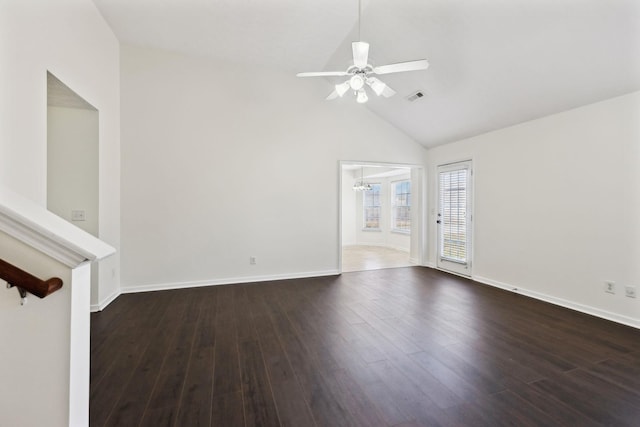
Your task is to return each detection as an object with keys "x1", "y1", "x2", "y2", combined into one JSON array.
[{"x1": 0, "y1": 258, "x2": 63, "y2": 305}]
